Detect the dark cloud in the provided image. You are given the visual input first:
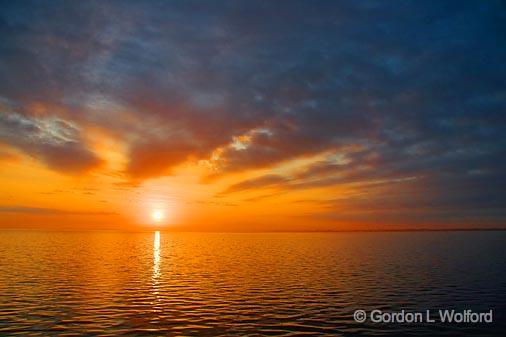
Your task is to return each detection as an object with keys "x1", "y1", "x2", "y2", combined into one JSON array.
[
  {"x1": 0, "y1": 1, "x2": 505, "y2": 223},
  {"x1": 220, "y1": 143, "x2": 506, "y2": 223},
  {"x1": 0, "y1": 110, "x2": 102, "y2": 173},
  {"x1": 127, "y1": 140, "x2": 194, "y2": 180}
]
